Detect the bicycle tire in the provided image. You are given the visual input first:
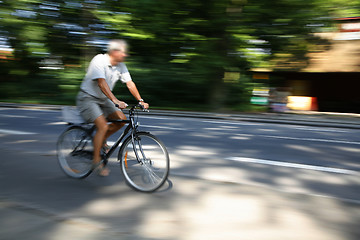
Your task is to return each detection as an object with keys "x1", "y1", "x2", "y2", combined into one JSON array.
[
  {"x1": 57, "y1": 126, "x2": 94, "y2": 179},
  {"x1": 118, "y1": 132, "x2": 170, "y2": 192}
]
